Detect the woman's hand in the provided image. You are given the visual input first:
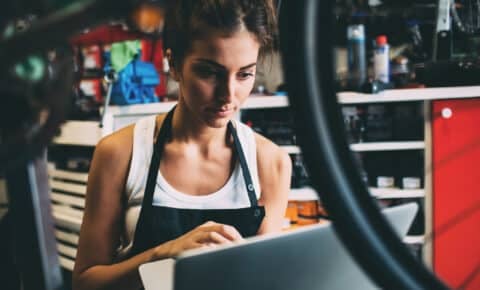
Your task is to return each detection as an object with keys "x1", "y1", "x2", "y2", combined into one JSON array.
[{"x1": 152, "y1": 221, "x2": 244, "y2": 259}]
